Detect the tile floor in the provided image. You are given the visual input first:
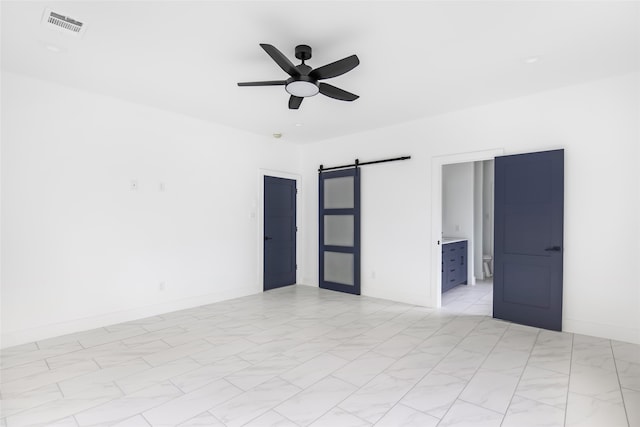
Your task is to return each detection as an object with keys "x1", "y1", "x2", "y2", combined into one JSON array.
[{"x1": 1, "y1": 283, "x2": 638, "y2": 426}]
